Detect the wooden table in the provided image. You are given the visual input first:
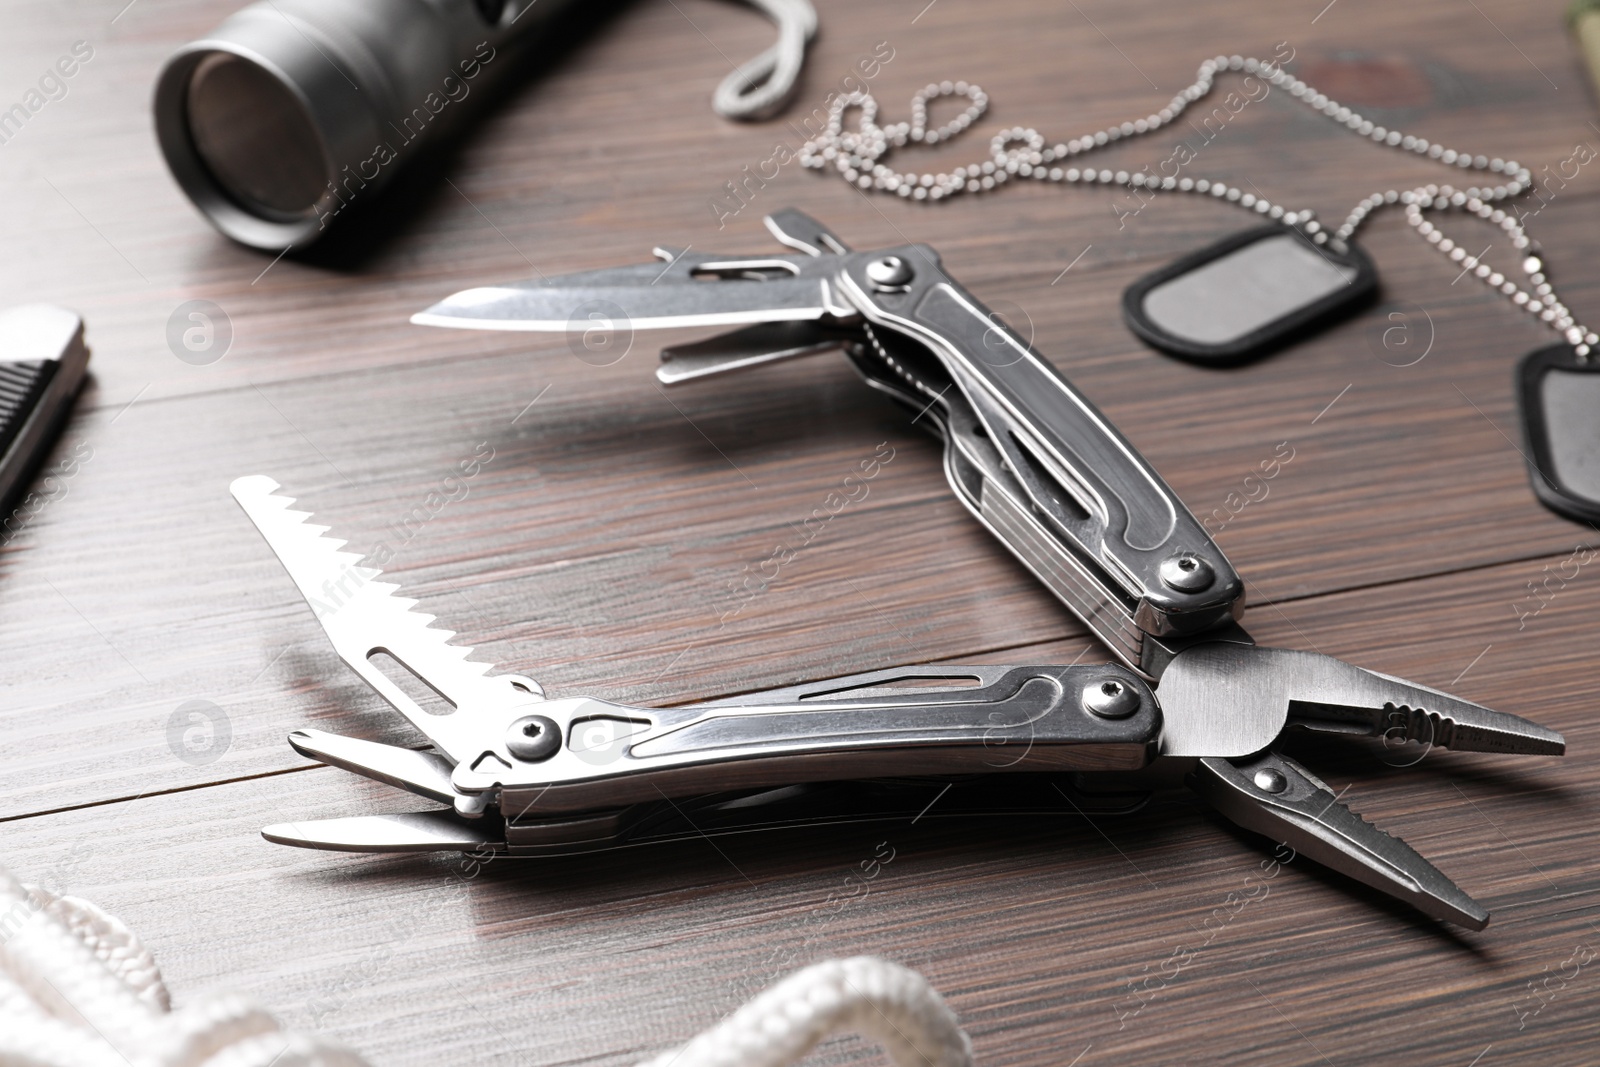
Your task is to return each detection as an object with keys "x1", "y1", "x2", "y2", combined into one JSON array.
[{"x1": 3, "y1": 0, "x2": 1598, "y2": 1063}]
